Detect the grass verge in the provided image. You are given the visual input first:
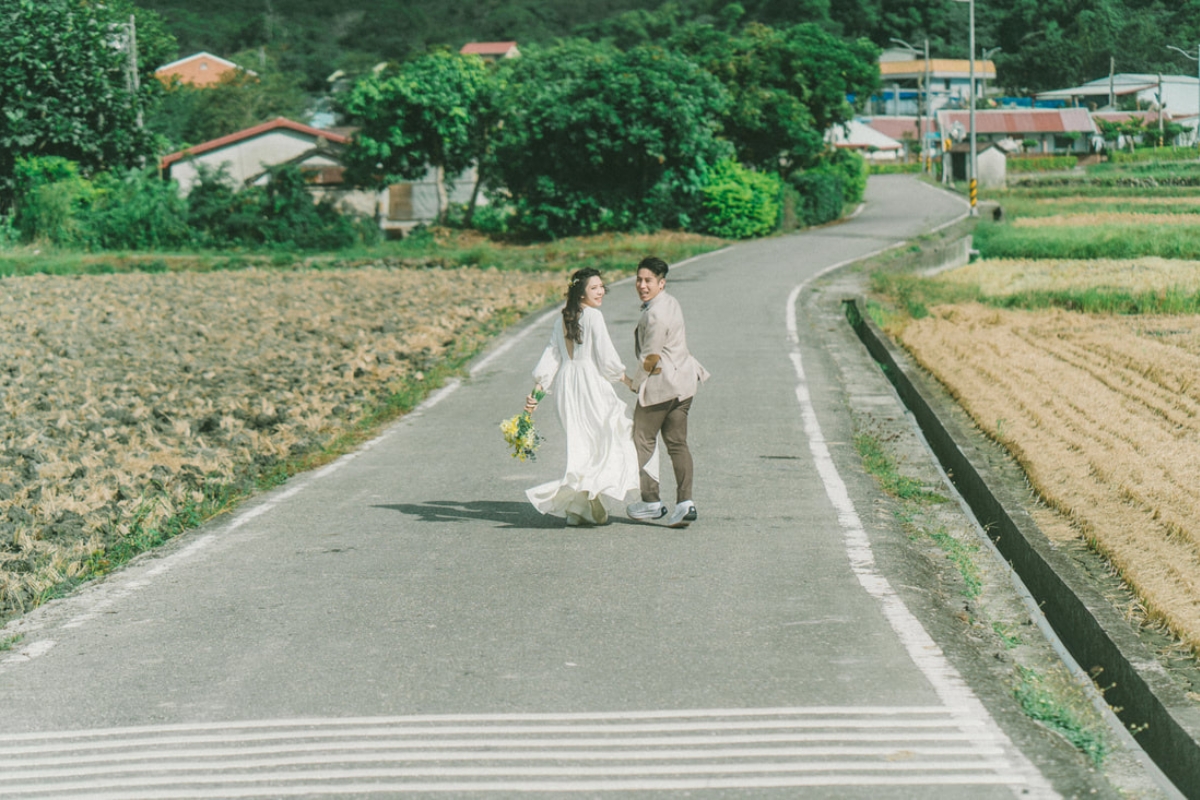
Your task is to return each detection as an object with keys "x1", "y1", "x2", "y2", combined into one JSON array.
[
  {"x1": 0, "y1": 229, "x2": 727, "y2": 279},
  {"x1": 1014, "y1": 664, "x2": 1109, "y2": 766}
]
